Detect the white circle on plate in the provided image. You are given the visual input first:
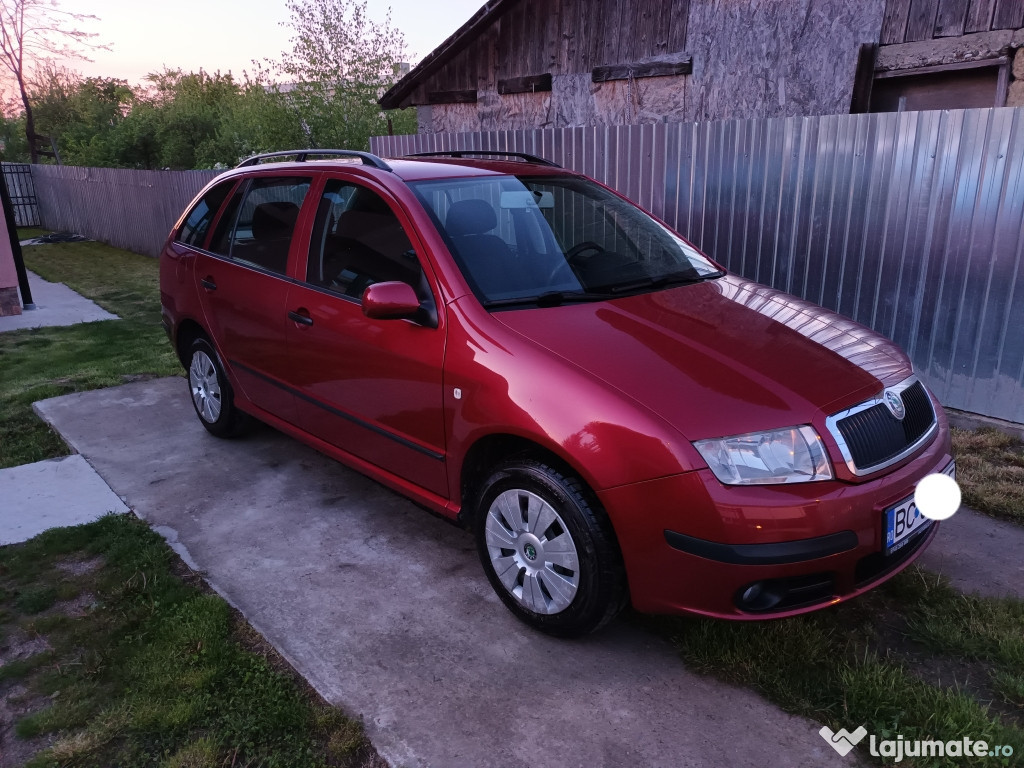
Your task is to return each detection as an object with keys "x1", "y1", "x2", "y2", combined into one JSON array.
[{"x1": 914, "y1": 473, "x2": 961, "y2": 521}]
